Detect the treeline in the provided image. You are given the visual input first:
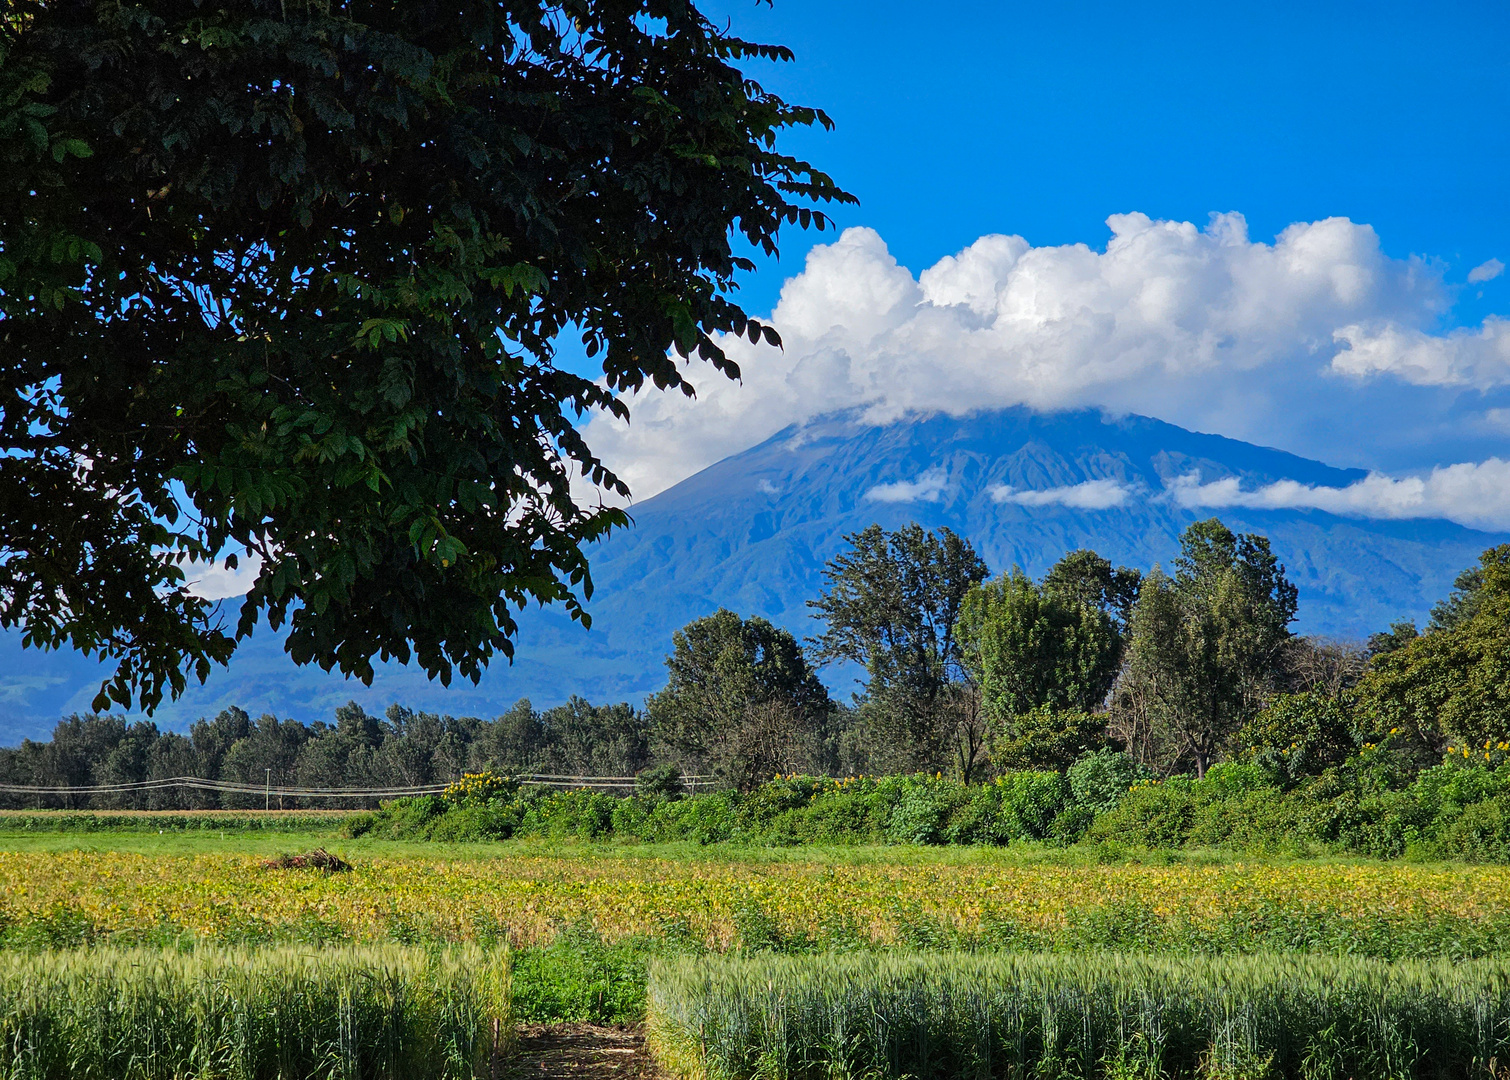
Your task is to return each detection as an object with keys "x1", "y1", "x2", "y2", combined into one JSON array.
[
  {"x1": 0, "y1": 699, "x2": 651, "y2": 810},
  {"x1": 3, "y1": 518, "x2": 1507, "y2": 819}
]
